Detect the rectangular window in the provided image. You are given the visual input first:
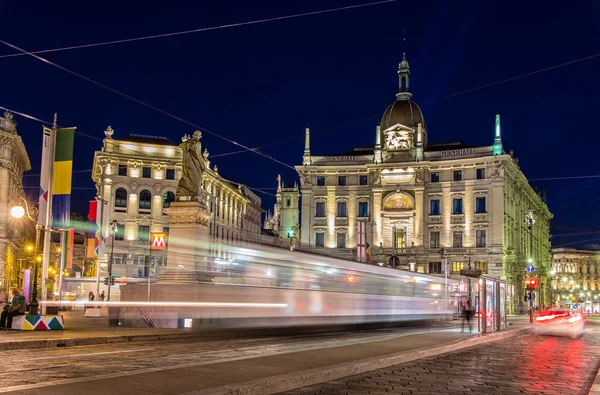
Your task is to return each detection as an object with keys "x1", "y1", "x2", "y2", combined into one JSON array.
[
  {"x1": 429, "y1": 262, "x2": 442, "y2": 274},
  {"x1": 476, "y1": 230, "x2": 487, "y2": 247},
  {"x1": 453, "y1": 231, "x2": 463, "y2": 248},
  {"x1": 337, "y1": 233, "x2": 346, "y2": 248},
  {"x1": 315, "y1": 202, "x2": 325, "y2": 217},
  {"x1": 476, "y1": 168, "x2": 486, "y2": 180},
  {"x1": 338, "y1": 176, "x2": 347, "y2": 186},
  {"x1": 431, "y1": 172, "x2": 440, "y2": 183},
  {"x1": 475, "y1": 197, "x2": 487, "y2": 213},
  {"x1": 315, "y1": 233, "x2": 325, "y2": 247},
  {"x1": 359, "y1": 175, "x2": 368, "y2": 185},
  {"x1": 452, "y1": 261, "x2": 464, "y2": 273},
  {"x1": 317, "y1": 176, "x2": 326, "y2": 186},
  {"x1": 452, "y1": 198, "x2": 463, "y2": 214},
  {"x1": 166, "y1": 168, "x2": 175, "y2": 180},
  {"x1": 430, "y1": 199, "x2": 441, "y2": 215},
  {"x1": 118, "y1": 164, "x2": 127, "y2": 176},
  {"x1": 475, "y1": 261, "x2": 488, "y2": 274},
  {"x1": 430, "y1": 231, "x2": 440, "y2": 248},
  {"x1": 286, "y1": 199, "x2": 291, "y2": 207},
  {"x1": 142, "y1": 167, "x2": 151, "y2": 178},
  {"x1": 453, "y1": 170, "x2": 462, "y2": 181},
  {"x1": 139, "y1": 225, "x2": 150, "y2": 243},
  {"x1": 358, "y1": 202, "x2": 369, "y2": 217},
  {"x1": 115, "y1": 224, "x2": 125, "y2": 241},
  {"x1": 337, "y1": 202, "x2": 347, "y2": 217}
]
